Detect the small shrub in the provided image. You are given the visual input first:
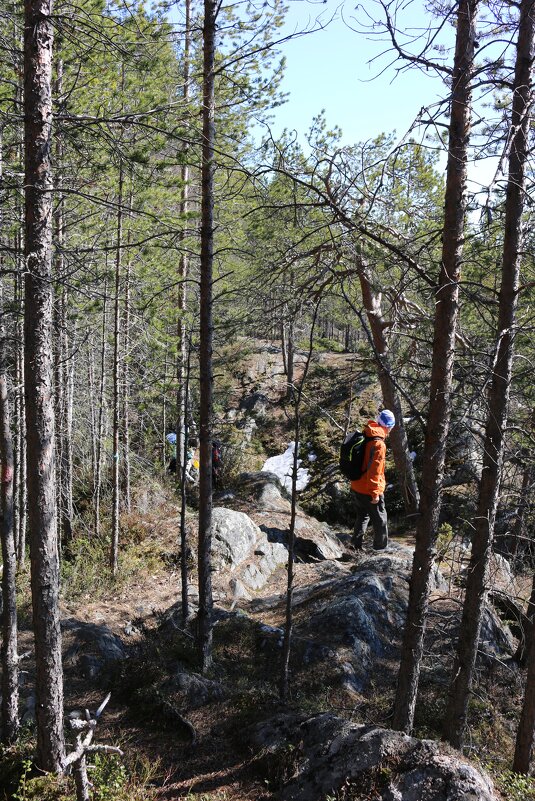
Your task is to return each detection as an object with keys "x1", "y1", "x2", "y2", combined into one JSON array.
[{"x1": 485, "y1": 766, "x2": 535, "y2": 801}]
